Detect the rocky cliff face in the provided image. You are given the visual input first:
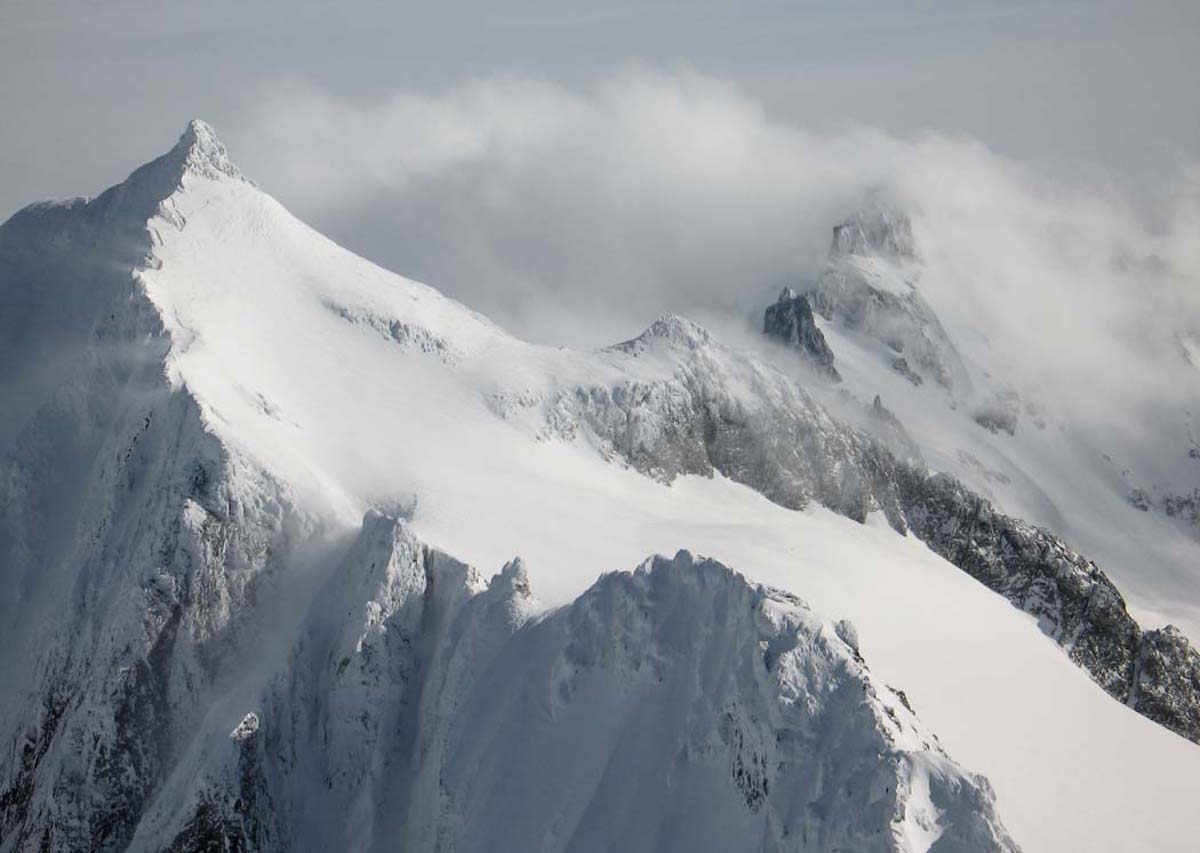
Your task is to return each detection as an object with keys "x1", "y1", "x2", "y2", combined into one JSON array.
[
  {"x1": 1132, "y1": 626, "x2": 1200, "y2": 738},
  {"x1": 0, "y1": 431, "x2": 1021, "y2": 853},
  {"x1": 896, "y1": 472, "x2": 1200, "y2": 742},
  {"x1": 763, "y1": 288, "x2": 841, "y2": 381}
]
